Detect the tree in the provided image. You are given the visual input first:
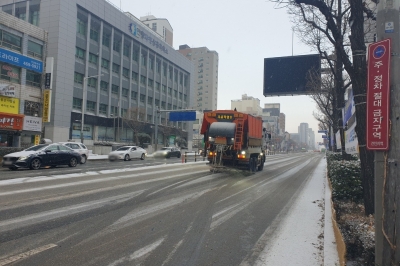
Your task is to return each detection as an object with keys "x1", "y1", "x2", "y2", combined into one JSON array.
[
  {"x1": 275, "y1": 0, "x2": 376, "y2": 214},
  {"x1": 122, "y1": 107, "x2": 147, "y2": 146}
]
